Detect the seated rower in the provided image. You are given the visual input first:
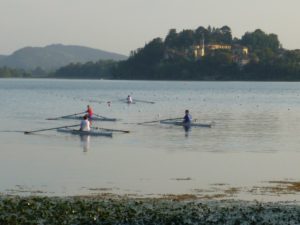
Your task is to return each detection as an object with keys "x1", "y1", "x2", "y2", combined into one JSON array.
[
  {"x1": 86, "y1": 105, "x2": 94, "y2": 124},
  {"x1": 183, "y1": 110, "x2": 192, "y2": 124},
  {"x1": 80, "y1": 115, "x2": 91, "y2": 131},
  {"x1": 127, "y1": 95, "x2": 133, "y2": 104}
]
